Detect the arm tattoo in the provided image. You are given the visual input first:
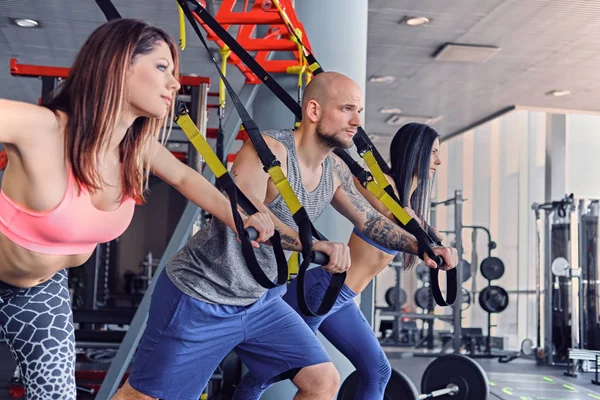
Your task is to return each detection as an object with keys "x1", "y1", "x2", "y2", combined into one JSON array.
[
  {"x1": 332, "y1": 156, "x2": 369, "y2": 213},
  {"x1": 279, "y1": 233, "x2": 302, "y2": 251},
  {"x1": 364, "y1": 210, "x2": 418, "y2": 255},
  {"x1": 333, "y1": 156, "x2": 418, "y2": 255}
]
